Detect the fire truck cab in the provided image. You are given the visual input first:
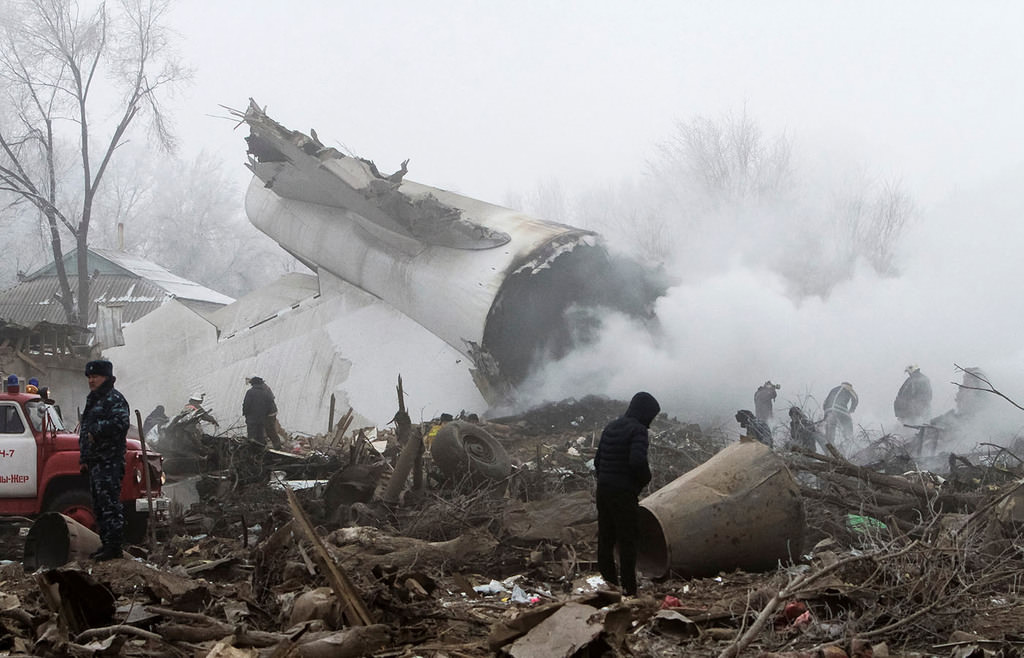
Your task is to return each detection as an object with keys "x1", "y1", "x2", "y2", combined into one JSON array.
[{"x1": 0, "y1": 389, "x2": 166, "y2": 542}]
